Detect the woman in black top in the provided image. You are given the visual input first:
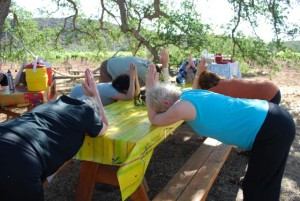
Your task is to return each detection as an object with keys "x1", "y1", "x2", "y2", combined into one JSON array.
[{"x1": 0, "y1": 69, "x2": 108, "y2": 201}]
